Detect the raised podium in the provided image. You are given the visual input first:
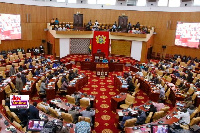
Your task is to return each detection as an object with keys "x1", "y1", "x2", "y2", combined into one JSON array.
[{"x1": 96, "y1": 63, "x2": 109, "y2": 77}]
